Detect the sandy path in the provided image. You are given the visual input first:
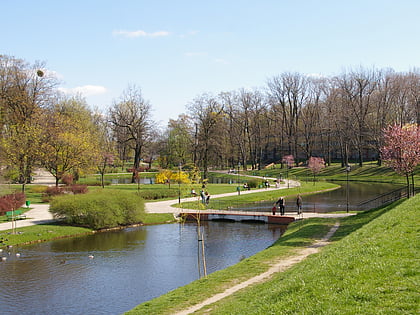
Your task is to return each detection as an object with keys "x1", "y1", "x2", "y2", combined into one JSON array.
[{"x1": 174, "y1": 222, "x2": 340, "y2": 315}]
